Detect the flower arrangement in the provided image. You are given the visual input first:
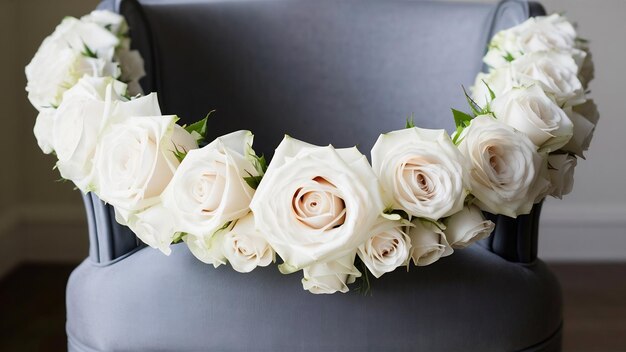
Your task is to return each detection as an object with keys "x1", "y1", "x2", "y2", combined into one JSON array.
[{"x1": 27, "y1": 10, "x2": 597, "y2": 294}]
